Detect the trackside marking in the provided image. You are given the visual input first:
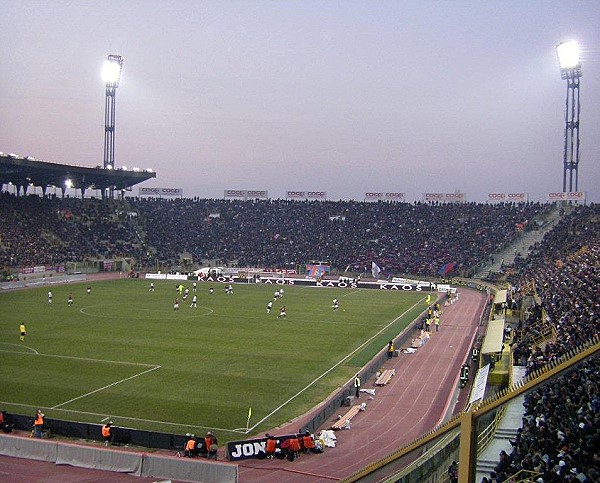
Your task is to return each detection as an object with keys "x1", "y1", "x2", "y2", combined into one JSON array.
[
  {"x1": 247, "y1": 297, "x2": 425, "y2": 432},
  {"x1": 51, "y1": 365, "x2": 162, "y2": 409}
]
